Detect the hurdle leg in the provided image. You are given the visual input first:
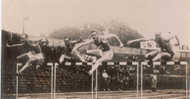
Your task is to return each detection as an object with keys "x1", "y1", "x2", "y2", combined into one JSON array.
[
  {"x1": 140, "y1": 62, "x2": 145, "y2": 99},
  {"x1": 186, "y1": 63, "x2": 188, "y2": 99},
  {"x1": 181, "y1": 61, "x2": 188, "y2": 99},
  {"x1": 185, "y1": 62, "x2": 188, "y2": 99},
  {"x1": 137, "y1": 64, "x2": 139, "y2": 98},
  {"x1": 95, "y1": 69, "x2": 98, "y2": 99},
  {"x1": 91, "y1": 72, "x2": 94, "y2": 99},
  {"x1": 54, "y1": 63, "x2": 58, "y2": 99},
  {"x1": 16, "y1": 63, "x2": 19, "y2": 99},
  {"x1": 47, "y1": 62, "x2": 54, "y2": 99},
  {"x1": 16, "y1": 63, "x2": 22, "y2": 99},
  {"x1": 141, "y1": 64, "x2": 143, "y2": 99},
  {"x1": 51, "y1": 65, "x2": 54, "y2": 99},
  {"x1": 132, "y1": 62, "x2": 139, "y2": 98}
]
